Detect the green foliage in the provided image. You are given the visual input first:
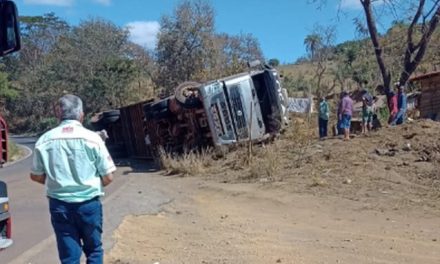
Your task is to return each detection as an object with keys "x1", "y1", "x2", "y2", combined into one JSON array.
[
  {"x1": 216, "y1": 33, "x2": 264, "y2": 75},
  {"x1": 294, "y1": 19, "x2": 440, "y2": 96},
  {"x1": 155, "y1": 0, "x2": 264, "y2": 93},
  {"x1": 7, "y1": 140, "x2": 23, "y2": 162},
  {"x1": 155, "y1": 0, "x2": 217, "y2": 93},
  {"x1": 5, "y1": 15, "x2": 153, "y2": 132},
  {"x1": 0, "y1": 71, "x2": 17, "y2": 100},
  {"x1": 35, "y1": 117, "x2": 58, "y2": 134},
  {"x1": 3, "y1": 4, "x2": 265, "y2": 133},
  {"x1": 376, "y1": 106, "x2": 390, "y2": 125},
  {"x1": 282, "y1": 74, "x2": 310, "y2": 95},
  {"x1": 304, "y1": 33, "x2": 322, "y2": 60}
]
